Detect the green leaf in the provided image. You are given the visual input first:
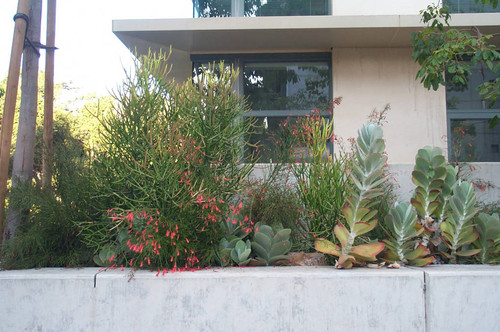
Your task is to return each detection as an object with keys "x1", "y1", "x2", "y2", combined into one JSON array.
[
  {"x1": 489, "y1": 115, "x2": 499, "y2": 129},
  {"x1": 270, "y1": 241, "x2": 291, "y2": 258},
  {"x1": 334, "y1": 223, "x2": 350, "y2": 247},
  {"x1": 351, "y1": 242, "x2": 385, "y2": 261},
  {"x1": 342, "y1": 205, "x2": 354, "y2": 225},
  {"x1": 405, "y1": 244, "x2": 431, "y2": 260},
  {"x1": 412, "y1": 170, "x2": 429, "y2": 188},
  {"x1": 353, "y1": 220, "x2": 377, "y2": 236},
  {"x1": 410, "y1": 256, "x2": 435, "y2": 267},
  {"x1": 269, "y1": 255, "x2": 291, "y2": 265},
  {"x1": 254, "y1": 232, "x2": 272, "y2": 252},
  {"x1": 456, "y1": 249, "x2": 481, "y2": 257},
  {"x1": 315, "y1": 238, "x2": 341, "y2": 257},
  {"x1": 251, "y1": 242, "x2": 269, "y2": 262},
  {"x1": 274, "y1": 229, "x2": 291, "y2": 243}
]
